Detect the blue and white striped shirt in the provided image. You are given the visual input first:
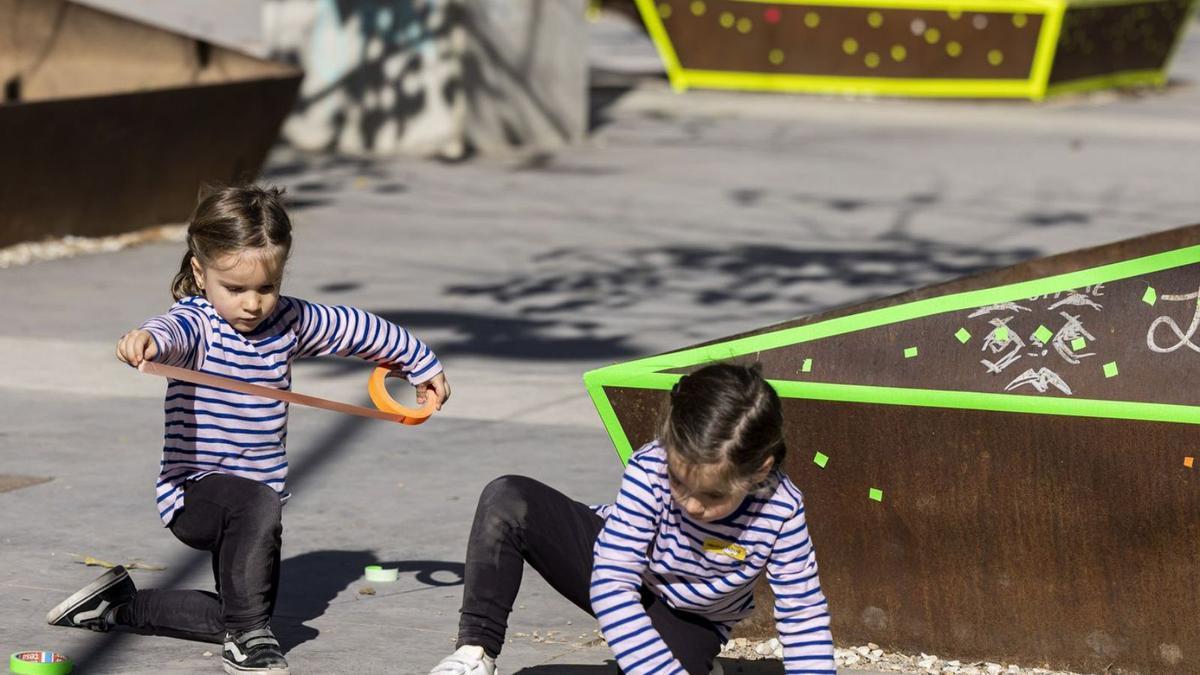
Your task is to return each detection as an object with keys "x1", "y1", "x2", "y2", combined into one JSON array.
[
  {"x1": 591, "y1": 442, "x2": 835, "y2": 675},
  {"x1": 141, "y1": 295, "x2": 442, "y2": 526}
]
